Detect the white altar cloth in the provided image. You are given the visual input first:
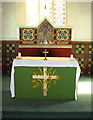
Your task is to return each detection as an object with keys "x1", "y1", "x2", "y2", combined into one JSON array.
[{"x1": 10, "y1": 57, "x2": 81, "y2": 100}]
